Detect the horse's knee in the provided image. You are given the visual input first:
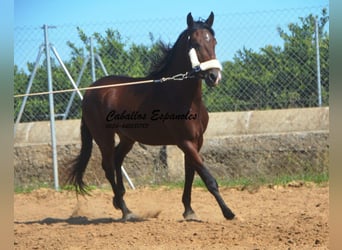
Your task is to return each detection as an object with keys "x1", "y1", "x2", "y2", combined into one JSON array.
[{"x1": 205, "y1": 178, "x2": 219, "y2": 194}]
